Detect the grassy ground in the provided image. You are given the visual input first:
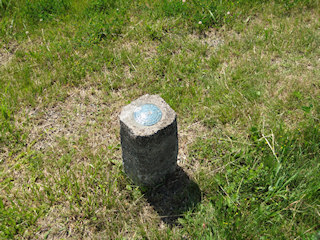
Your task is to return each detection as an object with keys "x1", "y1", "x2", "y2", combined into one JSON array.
[{"x1": 1, "y1": 0, "x2": 320, "y2": 239}]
